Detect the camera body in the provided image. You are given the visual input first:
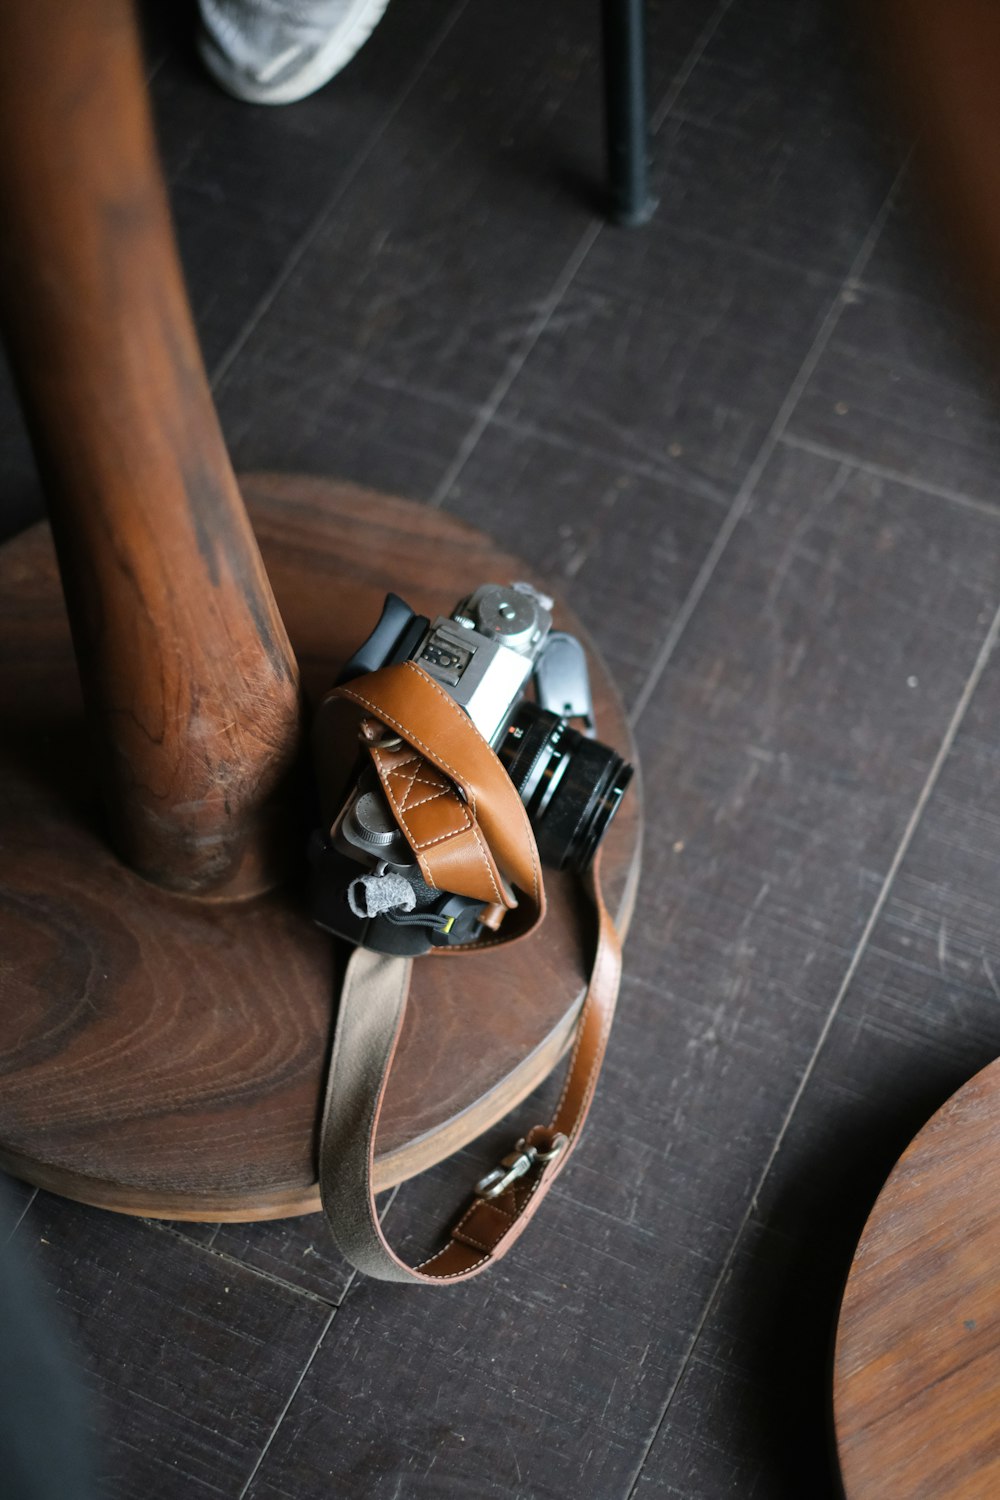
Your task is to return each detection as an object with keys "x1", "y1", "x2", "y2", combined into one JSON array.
[
  {"x1": 401, "y1": 581, "x2": 555, "y2": 742},
  {"x1": 311, "y1": 582, "x2": 632, "y2": 955}
]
